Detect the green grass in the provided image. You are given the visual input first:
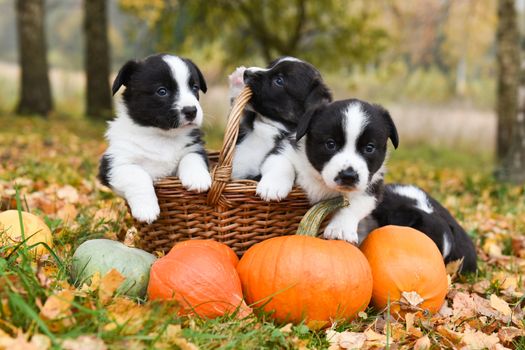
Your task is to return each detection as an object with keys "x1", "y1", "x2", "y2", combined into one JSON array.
[{"x1": 0, "y1": 114, "x2": 524, "y2": 349}]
